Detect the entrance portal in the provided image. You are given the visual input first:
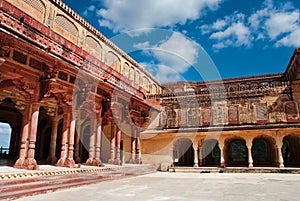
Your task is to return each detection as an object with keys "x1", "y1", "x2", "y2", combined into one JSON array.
[{"x1": 173, "y1": 139, "x2": 194, "y2": 167}]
